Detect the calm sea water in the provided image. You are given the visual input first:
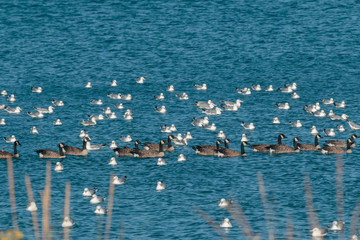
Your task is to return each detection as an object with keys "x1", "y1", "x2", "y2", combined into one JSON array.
[{"x1": 0, "y1": 0, "x2": 360, "y2": 239}]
